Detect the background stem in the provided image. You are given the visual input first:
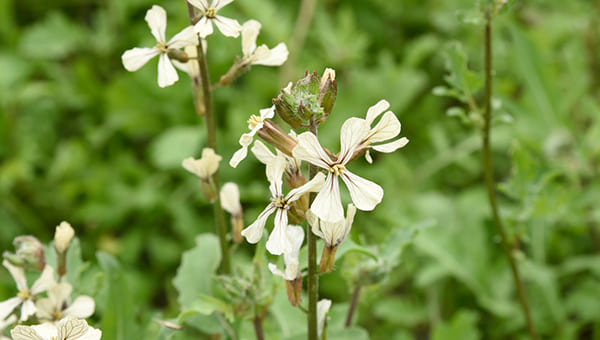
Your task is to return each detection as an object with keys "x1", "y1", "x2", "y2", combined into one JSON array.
[
  {"x1": 307, "y1": 120, "x2": 319, "y2": 340},
  {"x1": 186, "y1": 2, "x2": 231, "y2": 274},
  {"x1": 280, "y1": 0, "x2": 317, "y2": 82},
  {"x1": 344, "y1": 284, "x2": 361, "y2": 327},
  {"x1": 482, "y1": 13, "x2": 538, "y2": 340}
]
